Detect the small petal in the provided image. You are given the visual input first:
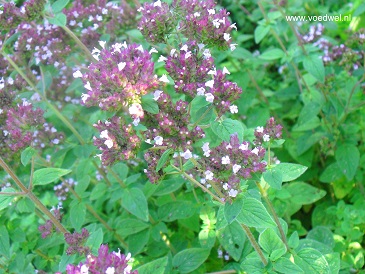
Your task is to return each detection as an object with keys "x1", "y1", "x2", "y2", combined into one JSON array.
[
  {"x1": 222, "y1": 67, "x2": 230, "y2": 75},
  {"x1": 159, "y1": 74, "x2": 170, "y2": 83},
  {"x1": 118, "y1": 62, "x2": 126, "y2": 71}
]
